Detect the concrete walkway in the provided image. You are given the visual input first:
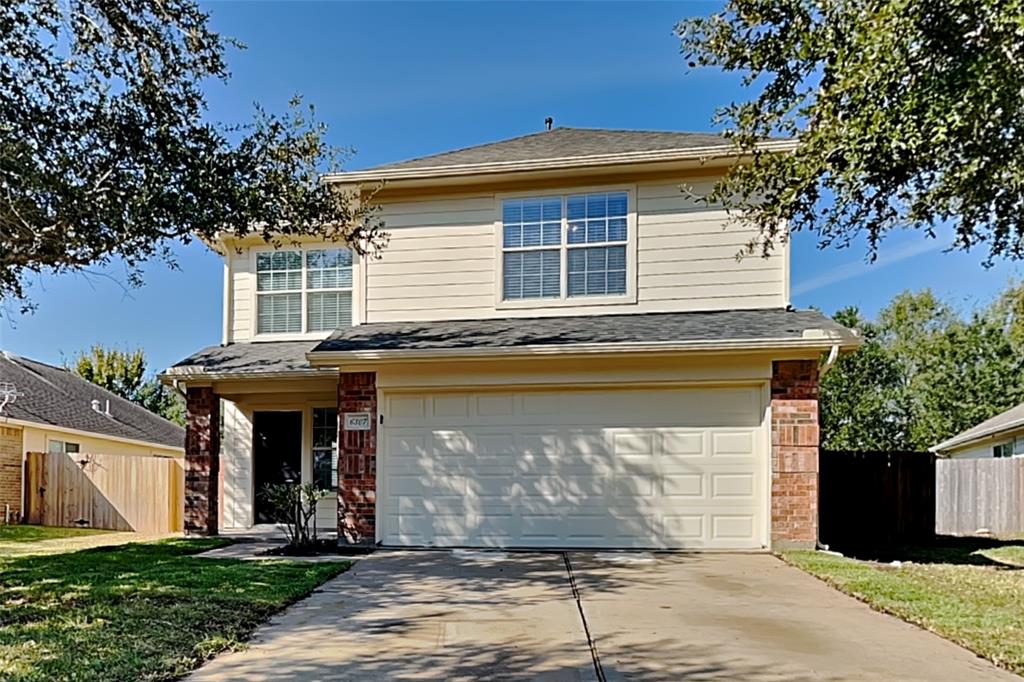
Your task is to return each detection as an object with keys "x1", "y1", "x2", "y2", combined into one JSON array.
[{"x1": 188, "y1": 551, "x2": 1019, "y2": 682}]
